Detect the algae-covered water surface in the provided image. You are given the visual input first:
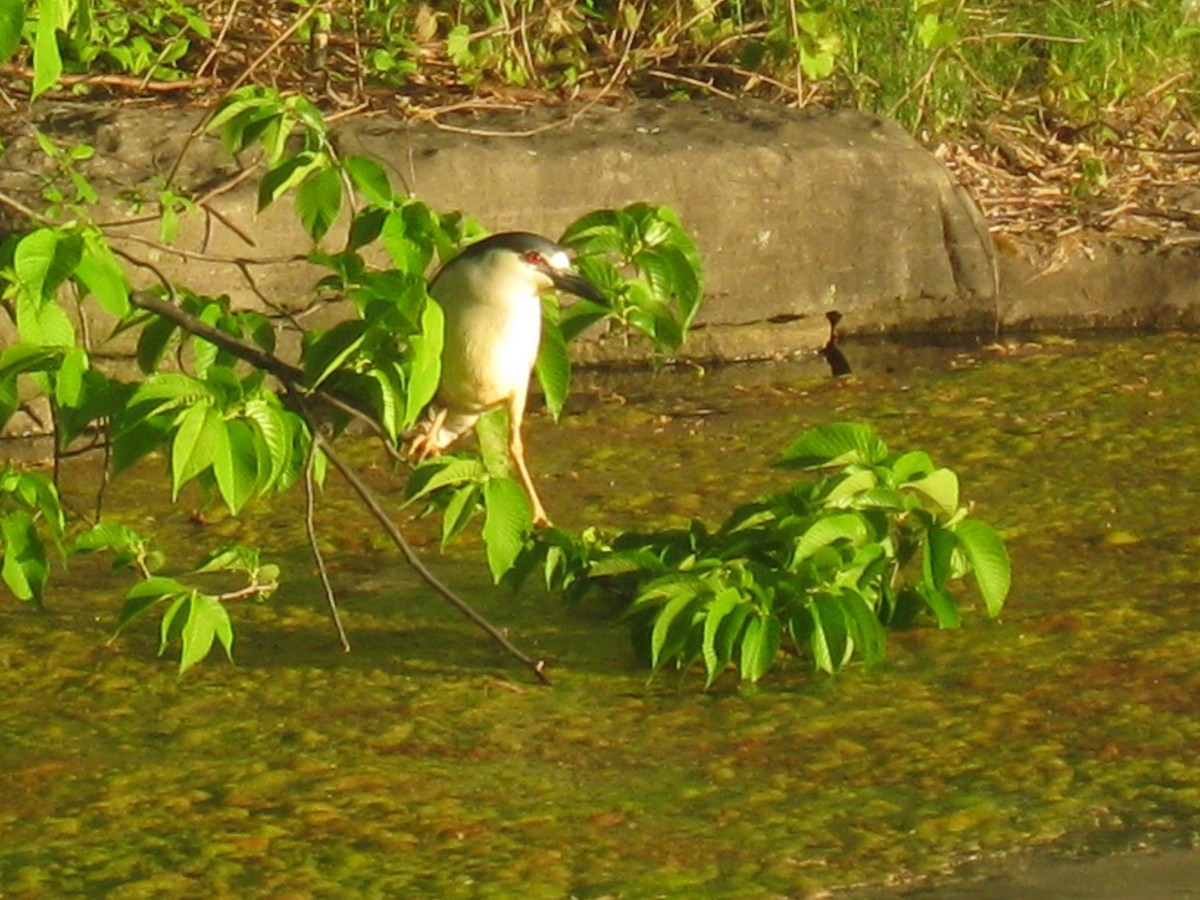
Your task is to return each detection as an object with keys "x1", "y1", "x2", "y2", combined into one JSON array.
[{"x1": 2, "y1": 334, "x2": 1199, "y2": 897}]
